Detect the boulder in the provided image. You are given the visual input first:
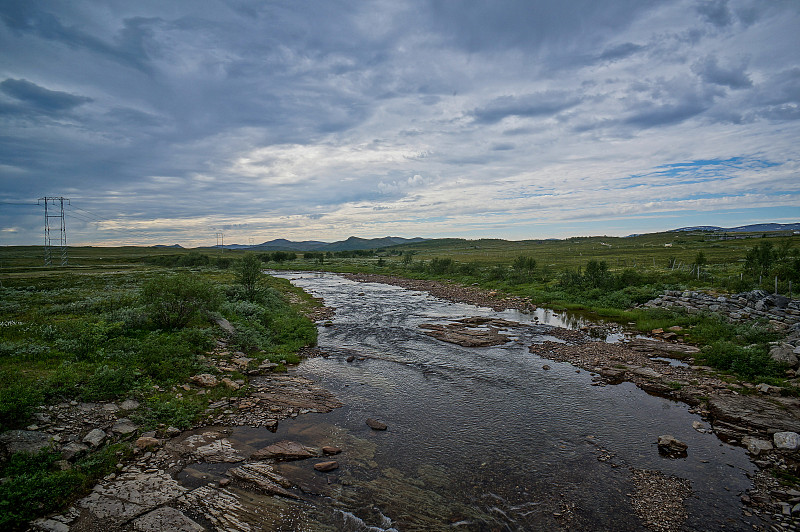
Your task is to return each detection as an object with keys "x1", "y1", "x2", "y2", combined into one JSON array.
[
  {"x1": 657, "y1": 435, "x2": 687, "y2": 457},
  {"x1": 61, "y1": 441, "x2": 89, "y2": 460},
  {"x1": 770, "y1": 344, "x2": 799, "y2": 368},
  {"x1": 743, "y1": 436, "x2": 774, "y2": 455},
  {"x1": 366, "y1": 418, "x2": 388, "y2": 431},
  {"x1": 83, "y1": 428, "x2": 106, "y2": 447},
  {"x1": 0, "y1": 430, "x2": 52, "y2": 458},
  {"x1": 112, "y1": 418, "x2": 137, "y2": 435},
  {"x1": 313, "y1": 460, "x2": 339, "y2": 472},
  {"x1": 251, "y1": 440, "x2": 318, "y2": 461},
  {"x1": 774, "y1": 432, "x2": 800, "y2": 451}
]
